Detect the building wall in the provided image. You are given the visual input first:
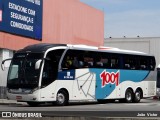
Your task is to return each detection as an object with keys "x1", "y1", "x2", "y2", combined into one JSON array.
[
  {"x1": 43, "y1": 0, "x2": 104, "y2": 46},
  {"x1": 0, "y1": 49, "x2": 13, "y2": 98},
  {"x1": 0, "y1": 0, "x2": 104, "y2": 50},
  {"x1": 104, "y1": 37, "x2": 160, "y2": 67},
  {"x1": 0, "y1": 0, "x2": 104, "y2": 98}
]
